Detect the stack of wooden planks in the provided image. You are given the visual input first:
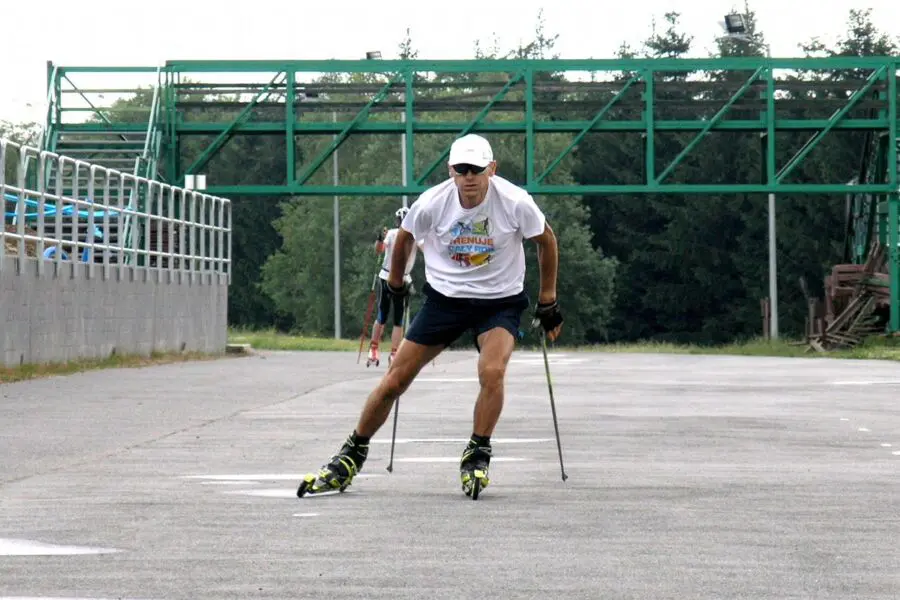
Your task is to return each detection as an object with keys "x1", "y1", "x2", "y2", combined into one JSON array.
[{"x1": 806, "y1": 242, "x2": 888, "y2": 352}]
